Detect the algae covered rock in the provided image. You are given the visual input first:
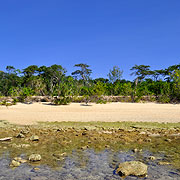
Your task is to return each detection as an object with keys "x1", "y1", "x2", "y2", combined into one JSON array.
[
  {"x1": 30, "y1": 135, "x2": 39, "y2": 141},
  {"x1": 16, "y1": 133, "x2": 25, "y2": 138},
  {"x1": 116, "y1": 161, "x2": 148, "y2": 177},
  {"x1": 10, "y1": 160, "x2": 21, "y2": 167},
  {"x1": 29, "y1": 154, "x2": 41, "y2": 162}
]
